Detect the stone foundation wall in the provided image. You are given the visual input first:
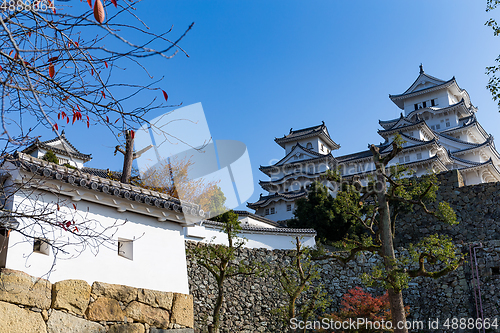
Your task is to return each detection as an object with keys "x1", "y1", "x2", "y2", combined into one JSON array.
[
  {"x1": 0, "y1": 269, "x2": 194, "y2": 333},
  {"x1": 187, "y1": 241, "x2": 500, "y2": 333}
]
